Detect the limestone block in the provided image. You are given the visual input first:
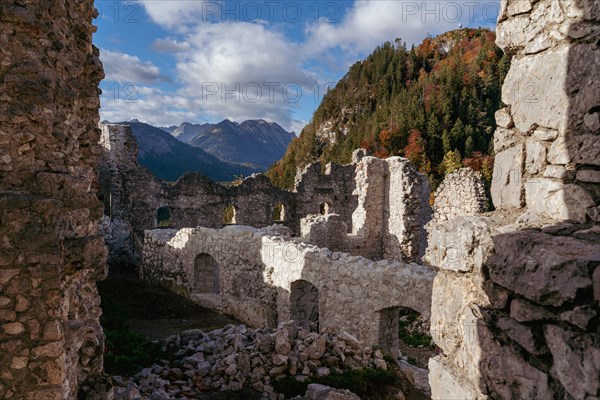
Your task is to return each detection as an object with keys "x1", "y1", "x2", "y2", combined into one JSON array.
[
  {"x1": 525, "y1": 178, "x2": 594, "y2": 222},
  {"x1": 543, "y1": 165, "x2": 574, "y2": 180},
  {"x1": 424, "y1": 216, "x2": 493, "y2": 273},
  {"x1": 487, "y1": 230, "x2": 598, "y2": 307},
  {"x1": 495, "y1": 107, "x2": 514, "y2": 129},
  {"x1": 491, "y1": 144, "x2": 524, "y2": 209},
  {"x1": 545, "y1": 325, "x2": 600, "y2": 399},
  {"x1": 577, "y1": 170, "x2": 600, "y2": 183},
  {"x1": 493, "y1": 127, "x2": 518, "y2": 153},
  {"x1": 566, "y1": 43, "x2": 600, "y2": 133},
  {"x1": 430, "y1": 270, "x2": 490, "y2": 385},
  {"x1": 532, "y1": 127, "x2": 558, "y2": 141},
  {"x1": 547, "y1": 135, "x2": 572, "y2": 165},
  {"x1": 497, "y1": 317, "x2": 538, "y2": 354},
  {"x1": 497, "y1": 0, "x2": 570, "y2": 54},
  {"x1": 510, "y1": 298, "x2": 556, "y2": 322},
  {"x1": 428, "y1": 356, "x2": 484, "y2": 400},
  {"x1": 479, "y1": 336, "x2": 552, "y2": 399},
  {"x1": 501, "y1": 46, "x2": 569, "y2": 133},
  {"x1": 525, "y1": 139, "x2": 546, "y2": 174}
]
